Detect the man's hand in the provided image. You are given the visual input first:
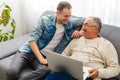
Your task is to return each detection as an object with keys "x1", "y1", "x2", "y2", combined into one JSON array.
[
  {"x1": 71, "y1": 30, "x2": 84, "y2": 38},
  {"x1": 39, "y1": 58, "x2": 48, "y2": 64},
  {"x1": 88, "y1": 69, "x2": 99, "y2": 79}
]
